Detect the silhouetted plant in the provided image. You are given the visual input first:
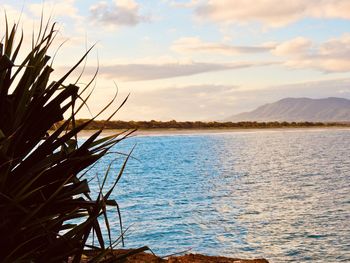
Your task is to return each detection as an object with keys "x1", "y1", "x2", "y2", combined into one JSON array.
[{"x1": 0, "y1": 17, "x2": 135, "y2": 262}]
